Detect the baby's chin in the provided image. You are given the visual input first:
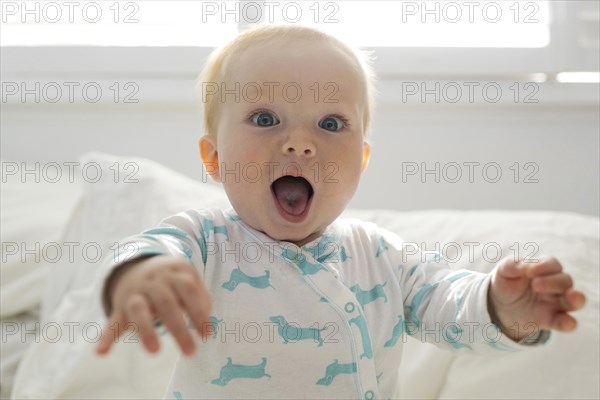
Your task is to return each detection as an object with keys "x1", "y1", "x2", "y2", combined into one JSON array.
[
  {"x1": 260, "y1": 224, "x2": 319, "y2": 246},
  {"x1": 278, "y1": 233, "x2": 319, "y2": 247},
  {"x1": 246, "y1": 216, "x2": 324, "y2": 247},
  {"x1": 231, "y1": 200, "x2": 341, "y2": 246}
]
